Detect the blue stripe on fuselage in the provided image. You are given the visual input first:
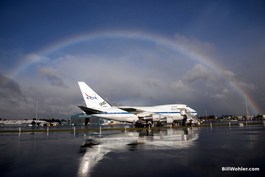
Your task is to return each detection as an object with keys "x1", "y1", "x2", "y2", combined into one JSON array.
[{"x1": 97, "y1": 112, "x2": 197, "y2": 115}]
